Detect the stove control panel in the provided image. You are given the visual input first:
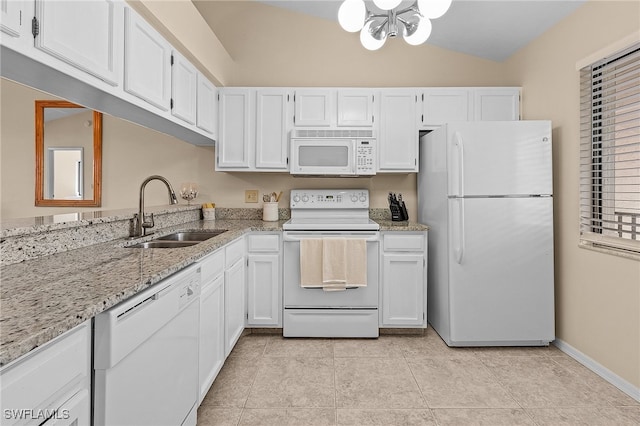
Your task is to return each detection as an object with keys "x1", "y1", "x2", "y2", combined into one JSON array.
[{"x1": 290, "y1": 189, "x2": 369, "y2": 209}]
